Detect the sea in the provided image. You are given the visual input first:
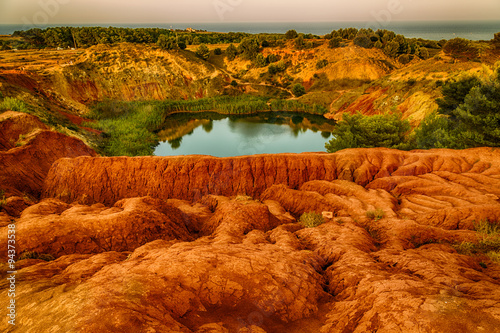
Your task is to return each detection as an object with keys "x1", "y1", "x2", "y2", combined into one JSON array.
[{"x1": 0, "y1": 20, "x2": 499, "y2": 41}]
